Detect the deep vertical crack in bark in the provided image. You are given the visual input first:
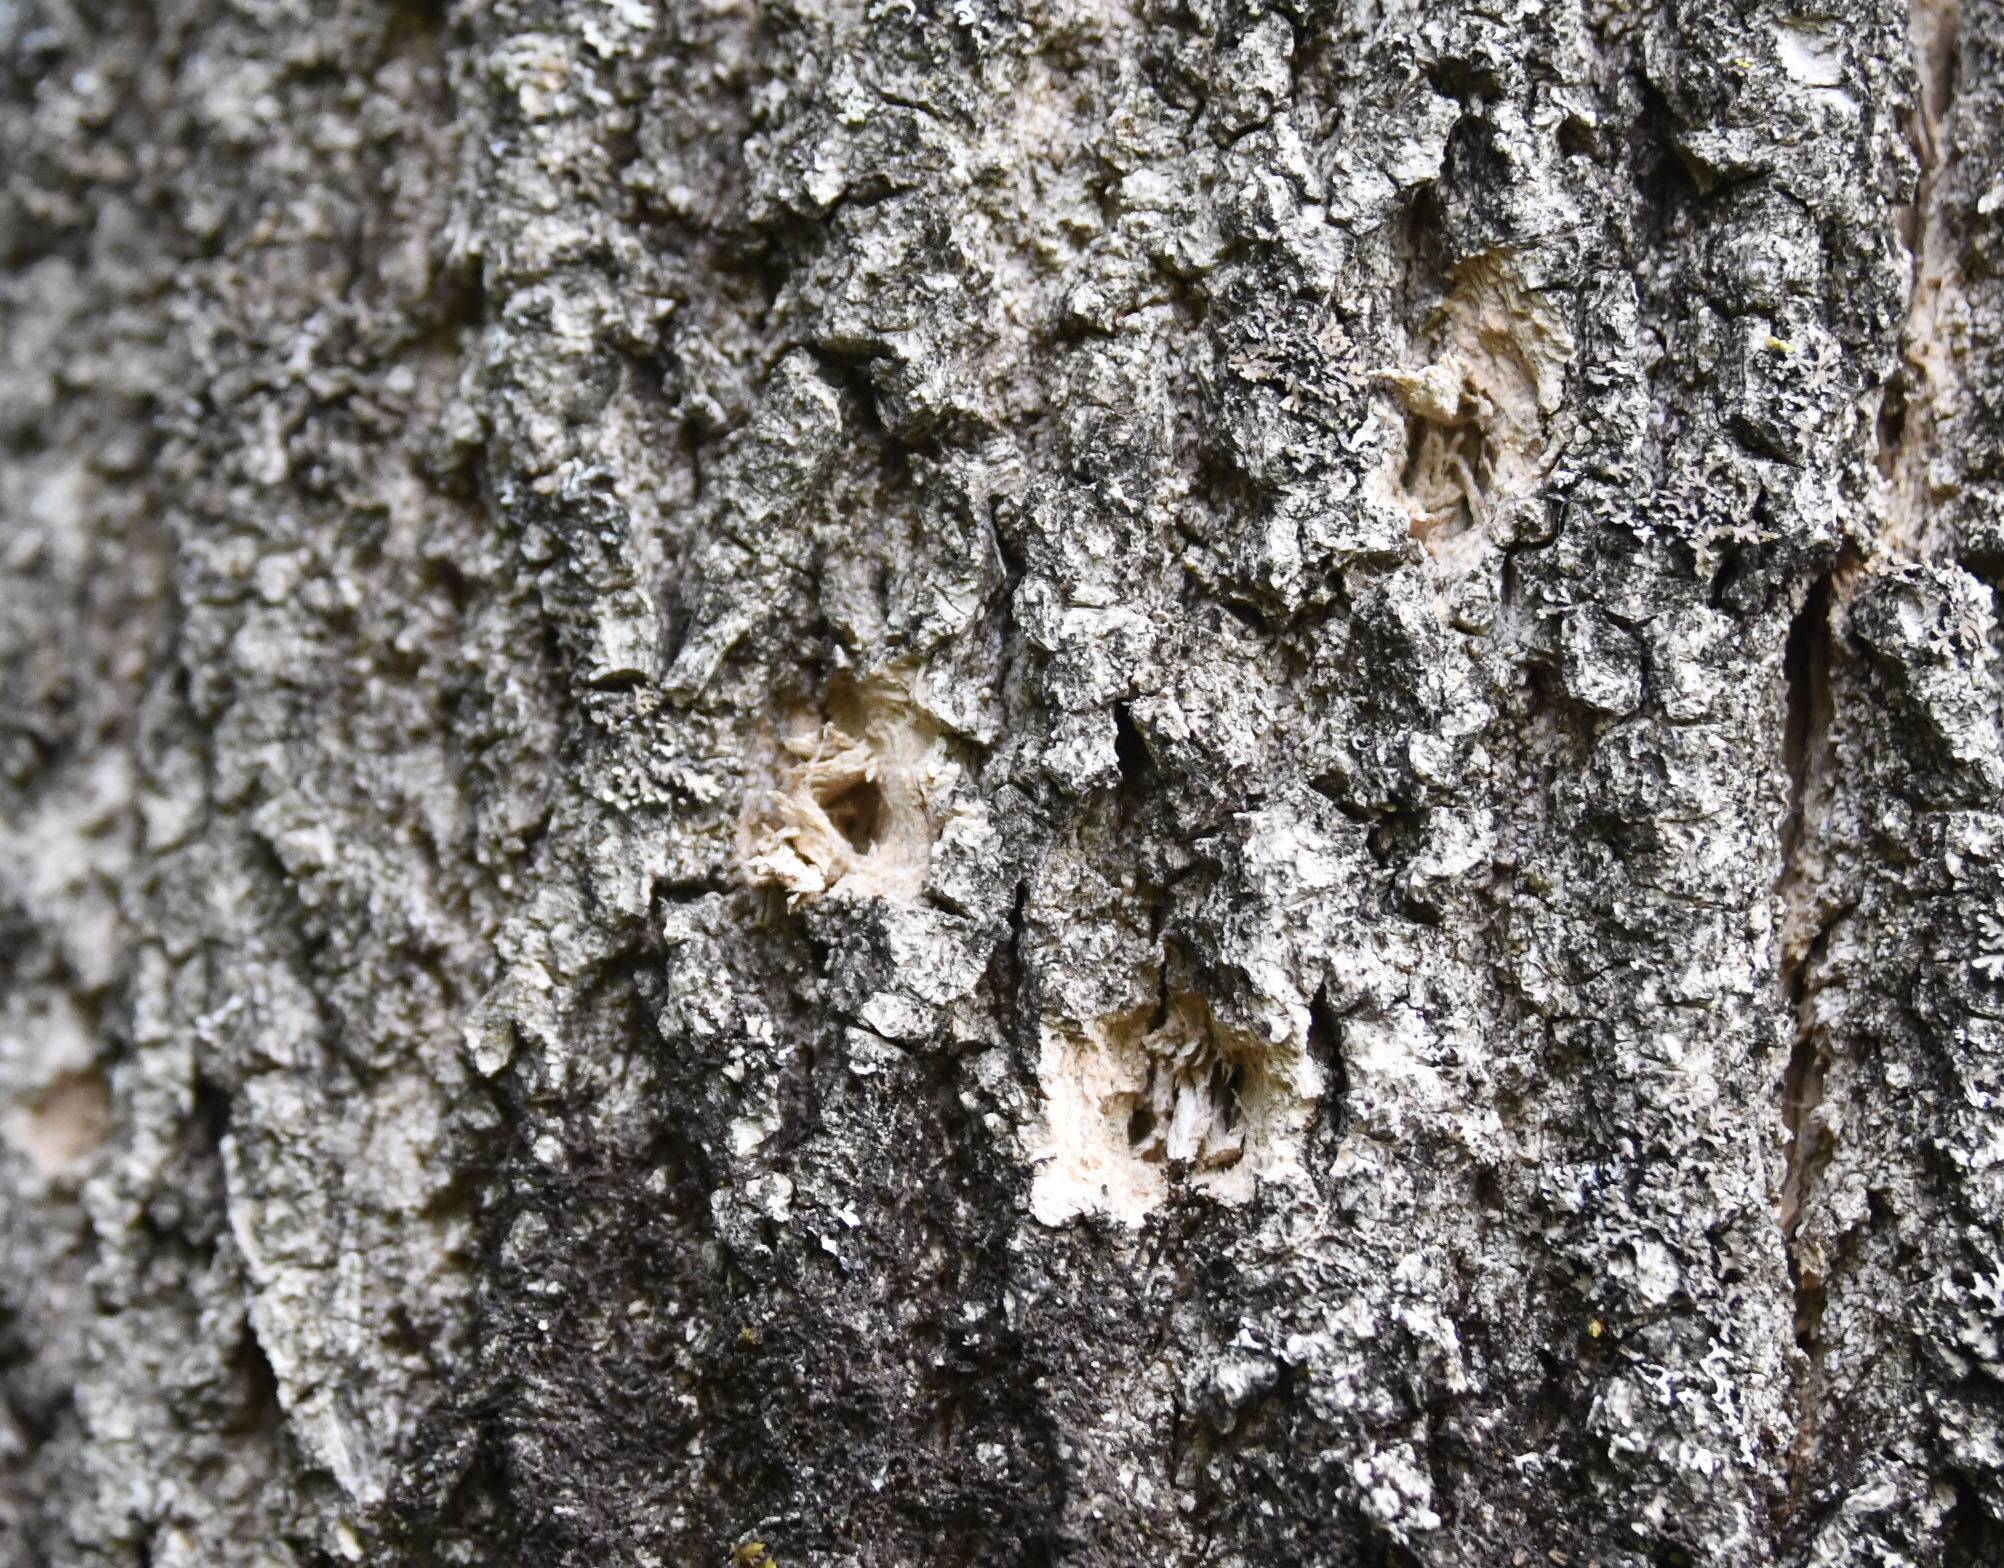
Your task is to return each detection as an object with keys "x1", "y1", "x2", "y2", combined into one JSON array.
[
  {"x1": 1776, "y1": 573, "x2": 1836, "y2": 1206},
  {"x1": 1782, "y1": 0, "x2": 1965, "y2": 1251},
  {"x1": 1884, "y1": 0, "x2": 1964, "y2": 556},
  {"x1": 1776, "y1": 0, "x2": 1965, "y2": 1520},
  {"x1": 1777, "y1": 574, "x2": 1836, "y2": 1510}
]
